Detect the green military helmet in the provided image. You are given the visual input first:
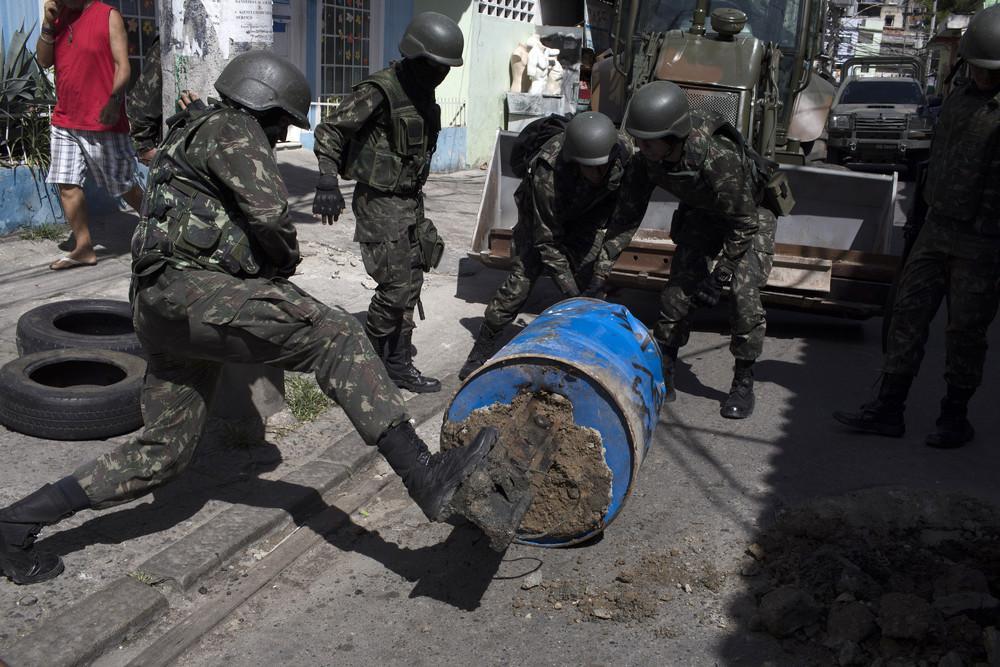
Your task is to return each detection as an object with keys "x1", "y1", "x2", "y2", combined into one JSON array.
[
  {"x1": 399, "y1": 12, "x2": 464, "y2": 67},
  {"x1": 562, "y1": 112, "x2": 618, "y2": 166},
  {"x1": 215, "y1": 51, "x2": 312, "y2": 129},
  {"x1": 959, "y1": 5, "x2": 1000, "y2": 70},
  {"x1": 624, "y1": 80, "x2": 692, "y2": 140}
]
